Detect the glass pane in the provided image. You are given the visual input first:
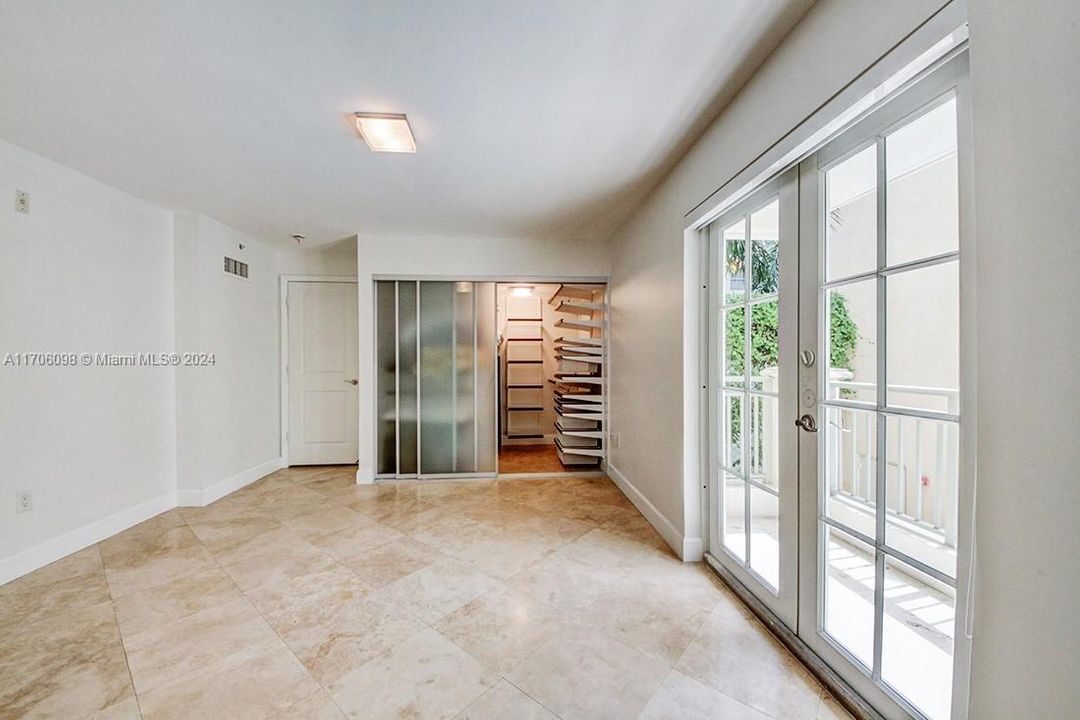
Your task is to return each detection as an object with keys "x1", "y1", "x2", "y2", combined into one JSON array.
[
  {"x1": 723, "y1": 306, "x2": 745, "y2": 388},
  {"x1": 723, "y1": 474, "x2": 746, "y2": 560},
  {"x1": 886, "y1": 262, "x2": 959, "y2": 413},
  {"x1": 886, "y1": 98, "x2": 959, "y2": 267},
  {"x1": 721, "y1": 391, "x2": 743, "y2": 473},
  {"x1": 474, "y1": 282, "x2": 497, "y2": 473},
  {"x1": 750, "y1": 199, "x2": 780, "y2": 297},
  {"x1": 749, "y1": 299, "x2": 778, "y2": 391},
  {"x1": 419, "y1": 281, "x2": 455, "y2": 474},
  {"x1": 826, "y1": 144, "x2": 877, "y2": 281},
  {"x1": 882, "y1": 556, "x2": 955, "y2": 720},
  {"x1": 749, "y1": 486, "x2": 779, "y2": 591},
  {"x1": 723, "y1": 219, "x2": 746, "y2": 303},
  {"x1": 376, "y1": 281, "x2": 397, "y2": 475},
  {"x1": 822, "y1": 406, "x2": 877, "y2": 537},
  {"x1": 747, "y1": 394, "x2": 779, "y2": 490},
  {"x1": 826, "y1": 281, "x2": 876, "y2": 403},
  {"x1": 397, "y1": 281, "x2": 418, "y2": 474},
  {"x1": 822, "y1": 524, "x2": 876, "y2": 669},
  {"x1": 454, "y1": 282, "x2": 476, "y2": 472},
  {"x1": 885, "y1": 415, "x2": 959, "y2": 578}
]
